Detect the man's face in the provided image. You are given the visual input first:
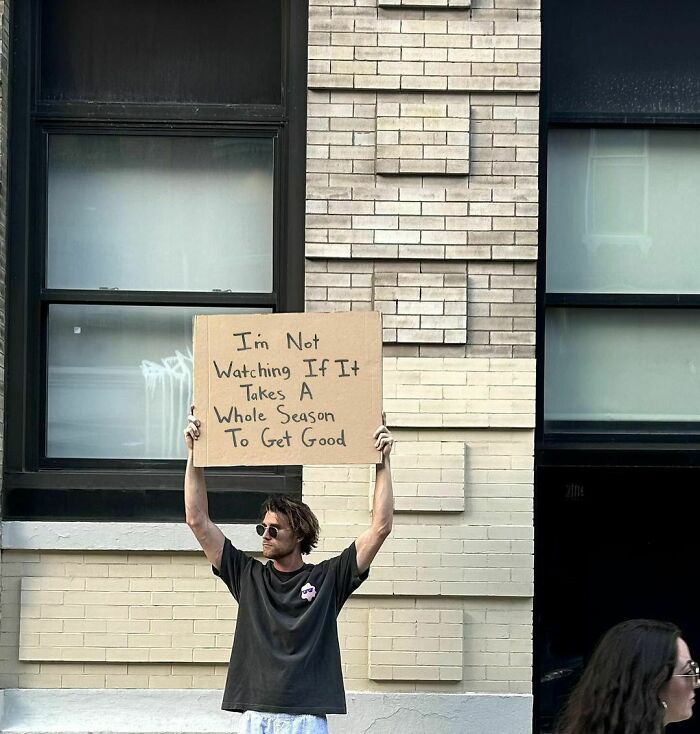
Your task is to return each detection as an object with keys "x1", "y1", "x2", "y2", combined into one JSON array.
[{"x1": 259, "y1": 511, "x2": 300, "y2": 559}]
